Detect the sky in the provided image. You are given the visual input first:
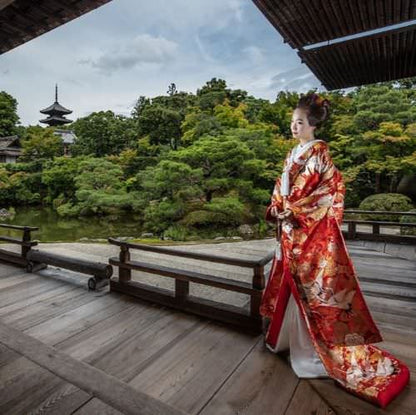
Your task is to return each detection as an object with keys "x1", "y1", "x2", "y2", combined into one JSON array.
[{"x1": 0, "y1": 0, "x2": 325, "y2": 126}]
